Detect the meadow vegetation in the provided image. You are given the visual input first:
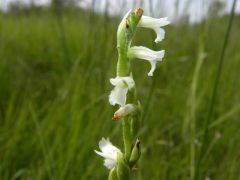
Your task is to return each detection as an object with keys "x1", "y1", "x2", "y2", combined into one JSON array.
[{"x1": 0, "y1": 6, "x2": 239, "y2": 179}]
